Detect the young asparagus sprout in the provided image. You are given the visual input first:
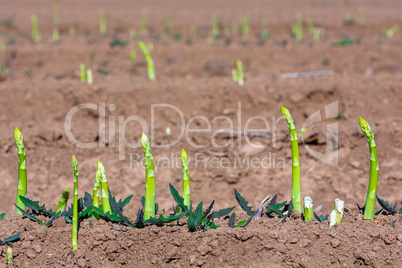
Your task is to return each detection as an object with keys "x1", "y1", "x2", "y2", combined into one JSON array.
[
  {"x1": 31, "y1": 14, "x2": 41, "y2": 42},
  {"x1": 99, "y1": 9, "x2": 107, "y2": 35},
  {"x1": 138, "y1": 41, "x2": 155, "y2": 80},
  {"x1": 236, "y1": 60, "x2": 244, "y2": 86},
  {"x1": 72, "y1": 155, "x2": 79, "y2": 250},
  {"x1": 291, "y1": 16, "x2": 303, "y2": 41},
  {"x1": 53, "y1": 4, "x2": 60, "y2": 24},
  {"x1": 97, "y1": 161, "x2": 112, "y2": 214},
  {"x1": 7, "y1": 247, "x2": 13, "y2": 264},
  {"x1": 304, "y1": 196, "x2": 313, "y2": 221},
  {"x1": 53, "y1": 28, "x2": 60, "y2": 43},
  {"x1": 141, "y1": 133, "x2": 156, "y2": 220},
  {"x1": 329, "y1": 198, "x2": 344, "y2": 227},
  {"x1": 359, "y1": 117, "x2": 379, "y2": 221},
  {"x1": 56, "y1": 189, "x2": 70, "y2": 213},
  {"x1": 86, "y1": 69, "x2": 93, "y2": 85},
  {"x1": 140, "y1": 8, "x2": 148, "y2": 34},
  {"x1": 280, "y1": 106, "x2": 302, "y2": 213},
  {"x1": 334, "y1": 198, "x2": 344, "y2": 224},
  {"x1": 232, "y1": 69, "x2": 238, "y2": 83},
  {"x1": 14, "y1": 127, "x2": 27, "y2": 215},
  {"x1": 92, "y1": 169, "x2": 101, "y2": 220},
  {"x1": 130, "y1": 50, "x2": 136, "y2": 64},
  {"x1": 180, "y1": 149, "x2": 191, "y2": 209},
  {"x1": 241, "y1": 16, "x2": 250, "y2": 39},
  {"x1": 79, "y1": 64, "x2": 86, "y2": 82}
]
